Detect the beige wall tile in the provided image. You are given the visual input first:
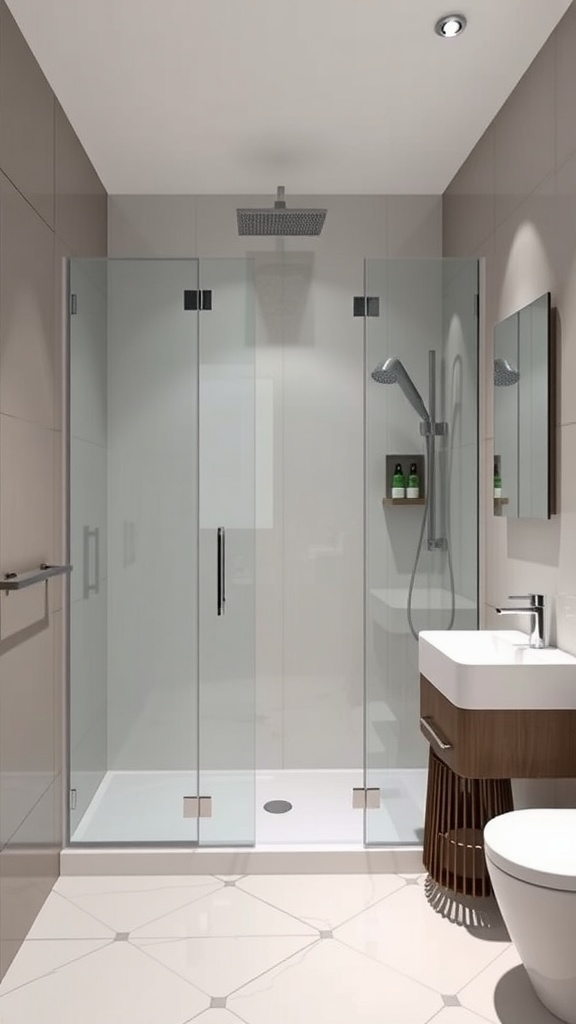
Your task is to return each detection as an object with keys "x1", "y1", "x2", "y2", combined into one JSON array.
[
  {"x1": 556, "y1": 1, "x2": 576, "y2": 167},
  {"x1": 443, "y1": 128, "x2": 495, "y2": 257},
  {"x1": 0, "y1": 4, "x2": 54, "y2": 227},
  {"x1": 0, "y1": 831, "x2": 57, "y2": 977},
  {"x1": 494, "y1": 35, "x2": 556, "y2": 228},
  {"x1": 55, "y1": 102, "x2": 107, "y2": 257},
  {"x1": 386, "y1": 196, "x2": 442, "y2": 258},
  {"x1": 0, "y1": 617, "x2": 56, "y2": 847},
  {"x1": 0, "y1": 172, "x2": 56, "y2": 429},
  {"x1": 0, "y1": 415, "x2": 55, "y2": 578}
]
